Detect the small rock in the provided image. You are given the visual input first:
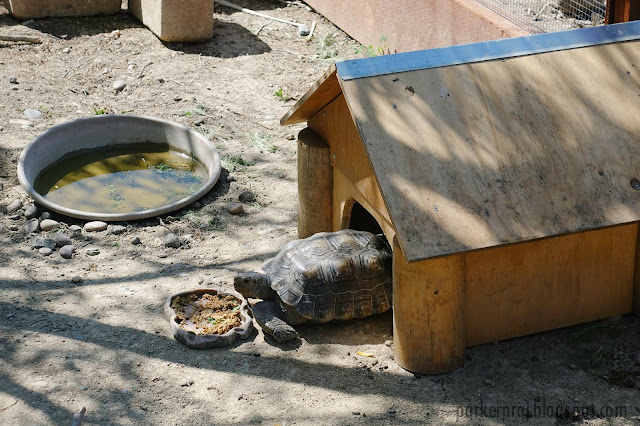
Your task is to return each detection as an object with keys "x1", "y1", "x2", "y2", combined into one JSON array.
[
  {"x1": 569, "y1": 363, "x2": 578, "y2": 370},
  {"x1": 384, "y1": 339, "x2": 393, "y2": 347},
  {"x1": 39, "y1": 212, "x2": 52, "y2": 221},
  {"x1": 227, "y1": 202, "x2": 244, "y2": 215},
  {"x1": 23, "y1": 219, "x2": 39, "y2": 233},
  {"x1": 113, "y1": 80, "x2": 127, "y2": 92},
  {"x1": 23, "y1": 109, "x2": 42, "y2": 120},
  {"x1": 86, "y1": 247, "x2": 100, "y2": 256},
  {"x1": 6, "y1": 313, "x2": 14, "y2": 319},
  {"x1": 32, "y1": 237, "x2": 55, "y2": 250},
  {"x1": 108, "y1": 224, "x2": 127, "y2": 235},
  {"x1": 286, "y1": 134, "x2": 295, "y2": 140},
  {"x1": 24, "y1": 205, "x2": 39, "y2": 219},
  {"x1": 40, "y1": 219, "x2": 60, "y2": 231},
  {"x1": 483, "y1": 379, "x2": 495, "y2": 387},
  {"x1": 238, "y1": 191, "x2": 255, "y2": 203},
  {"x1": 62, "y1": 47, "x2": 71, "y2": 54},
  {"x1": 84, "y1": 221, "x2": 108, "y2": 232},
  {"x1": 59, "y1": 245, "x2": 75, "y2": 259},
  {"x1": 164, "y1": 233, "x2": 181, "y2": 248},
  {"x1": 69, "y1": 225, "x2": 82, "y2": 233},
  {"x1": 7, "y1": 199, "x2": 23, "y2": 213},
  {"x1": 9, "y1": 75, "x2": 18, "y2": 84},
  {"x1": 39, "y1": 247, "x2": 53, "y2": 256},
  {"x1": 0, "y1": 181, "x2": 3, "y2": 191},
  {"x1": 352, "y1": 411, "x2": 361, "y2": 416},
  {"x1": 71, "y1": 276, "x2": 83, "y2": 284},
  {"x1": 131, "y1": 236, "x2": 141, "y2": 245},
  {"x1": 53, "y1": 233, "x2": 72, "y2": 248},
  {"x1": 9, "y1": 214, "x2": 21, "y2": 220},
  {"x1": 10, "y1": 119, "x2": 32, "y2": 127}
]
